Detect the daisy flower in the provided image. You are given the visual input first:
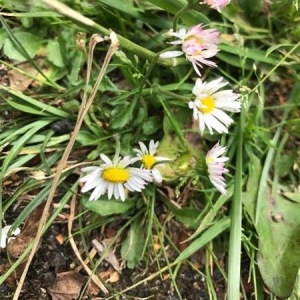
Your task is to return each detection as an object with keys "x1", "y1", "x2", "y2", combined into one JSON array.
[
  {"x1": 200, "y1": 0, "x2": 231, "y2": 12},
  {"x1": 1, "y1": 225, "x2": 21, "y2": 249},
  {"x1": 159, "y1": 24, "x2": 220, "y2": 76},
  {"x1": 80, "y1": 154, "x2": 153, "y2": 201},
  {"x1": 189, "y1": 77, "x2": 241, "y2": 135},
  {"x1": 206, "y1": 142, "x2": 229, "y2": 194},
  {"x1": 133, "y1": 140, "x2": 171, "y2": 183}
]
